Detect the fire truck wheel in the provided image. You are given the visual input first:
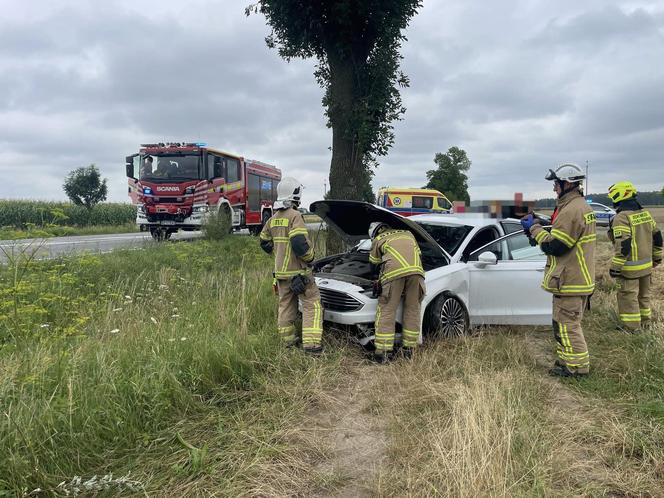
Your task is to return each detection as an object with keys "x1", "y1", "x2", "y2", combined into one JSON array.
[
  {"x1": 262, "y1": 210, "x2": 271, "y2": 226},
  {"x1": 221, "y1": 205, "x2": 233, "y2": 234},
  {"x1": 149, "y1": 227, "x2": 172, "y2": 242}
]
